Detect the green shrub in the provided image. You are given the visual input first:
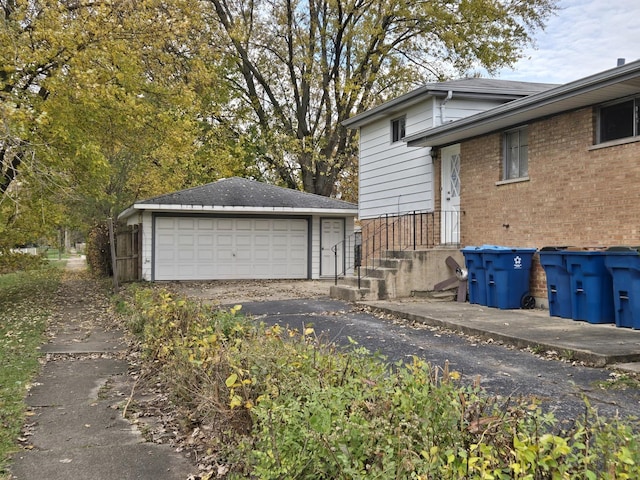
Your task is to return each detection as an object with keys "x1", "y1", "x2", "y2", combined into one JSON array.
[
  {"x1": 0, "y1": 250, "x2": 47, "y2": 275},
  {"x1": 86, "y1": 222, "x2": 111, "y2": 277},
  {"x1": 121, "y1": 286, "x2": 640, "y2": 479}
]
